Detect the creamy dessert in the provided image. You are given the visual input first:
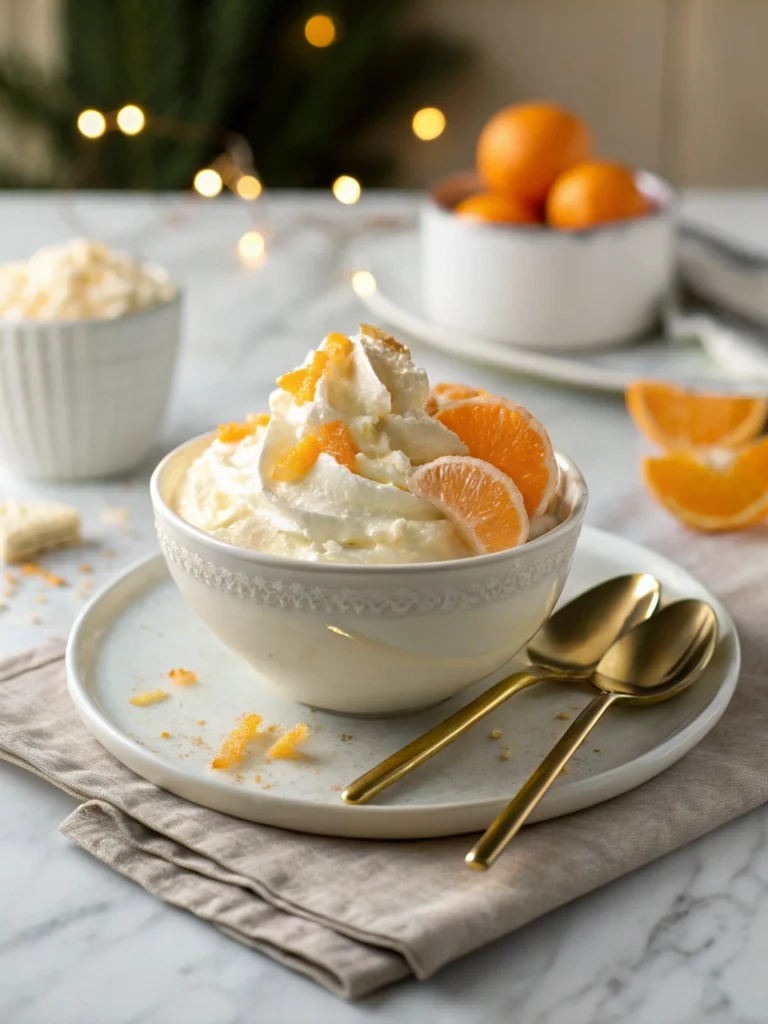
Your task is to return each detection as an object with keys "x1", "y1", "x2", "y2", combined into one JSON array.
[
  {"x1": 0, "y1": 238, "x2": 176, "y2": 321},
  {"x1": 175, "y1": 325, "x2": 561, "y2": 564}
]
